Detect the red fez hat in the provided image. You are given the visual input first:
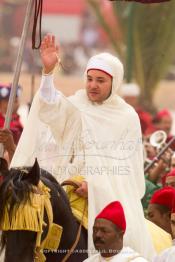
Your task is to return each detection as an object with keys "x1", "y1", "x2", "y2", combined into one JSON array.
[
  {"x1": 96, "y1": 201, "x2": 126, "y2": 232},
  {"x1": 150, "y1": 187, "x2": 175, "y2": 210},
  {"x1": 162, "y1": 169, "x2": 175, "y2": 187},
  {"x1": 154, "y1": 109, "x2": 172, "y2": 122}
]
